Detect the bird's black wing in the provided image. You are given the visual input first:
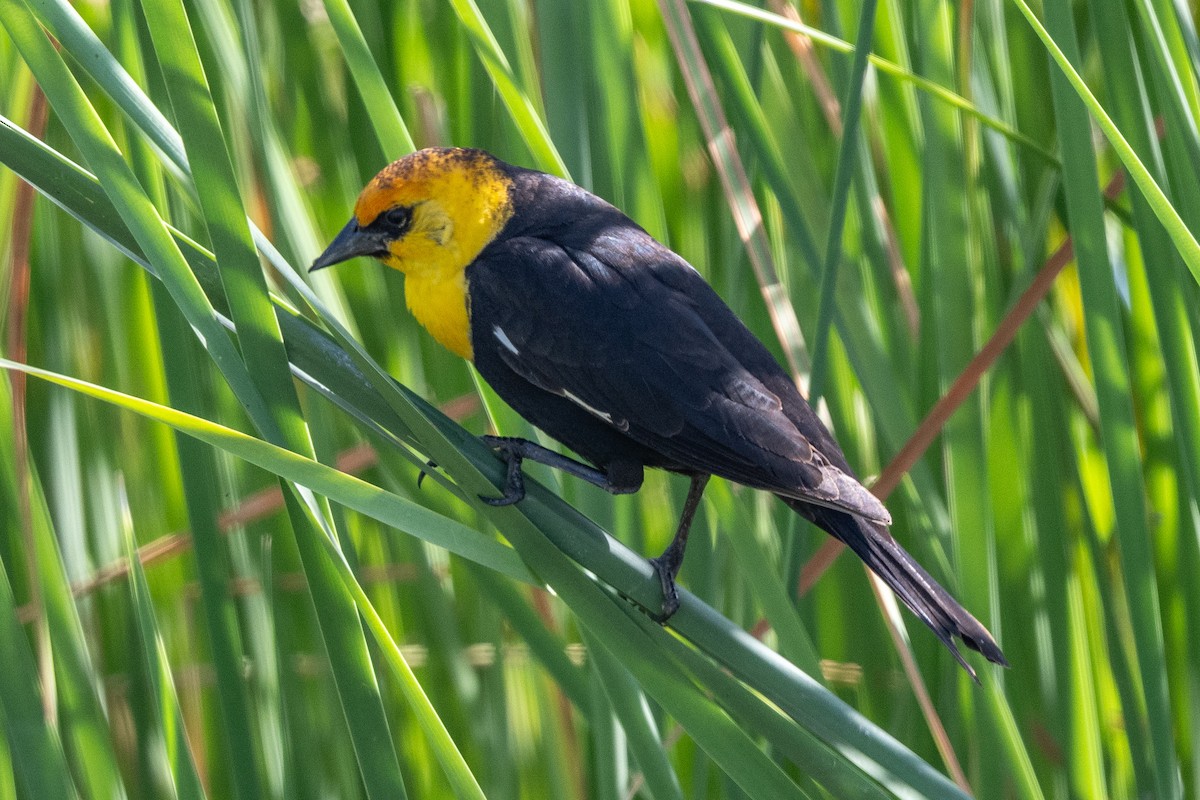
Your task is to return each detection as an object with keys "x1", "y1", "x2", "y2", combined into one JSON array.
[{"x1": 467, "y1": 227, "x2": 890, "y2": 525}]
